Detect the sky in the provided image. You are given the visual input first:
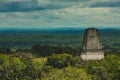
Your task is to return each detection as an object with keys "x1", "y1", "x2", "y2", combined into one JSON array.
[{"x1": 0, "y1": 0, "x2": 120, "y2": 29}]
